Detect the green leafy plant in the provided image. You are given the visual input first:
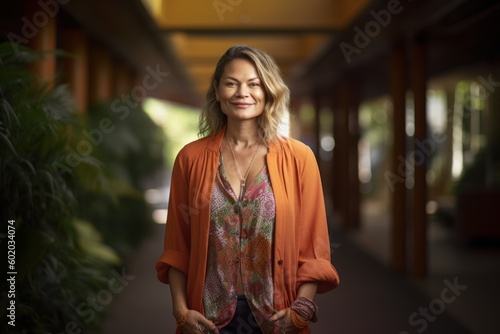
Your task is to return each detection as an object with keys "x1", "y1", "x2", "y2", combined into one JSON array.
[
  {"x1": 0, "y1": 43, "x2": 118, "y2": 333},
  {"x1": 1, "y1": 41, "x2": 165, "y2": 333}
]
